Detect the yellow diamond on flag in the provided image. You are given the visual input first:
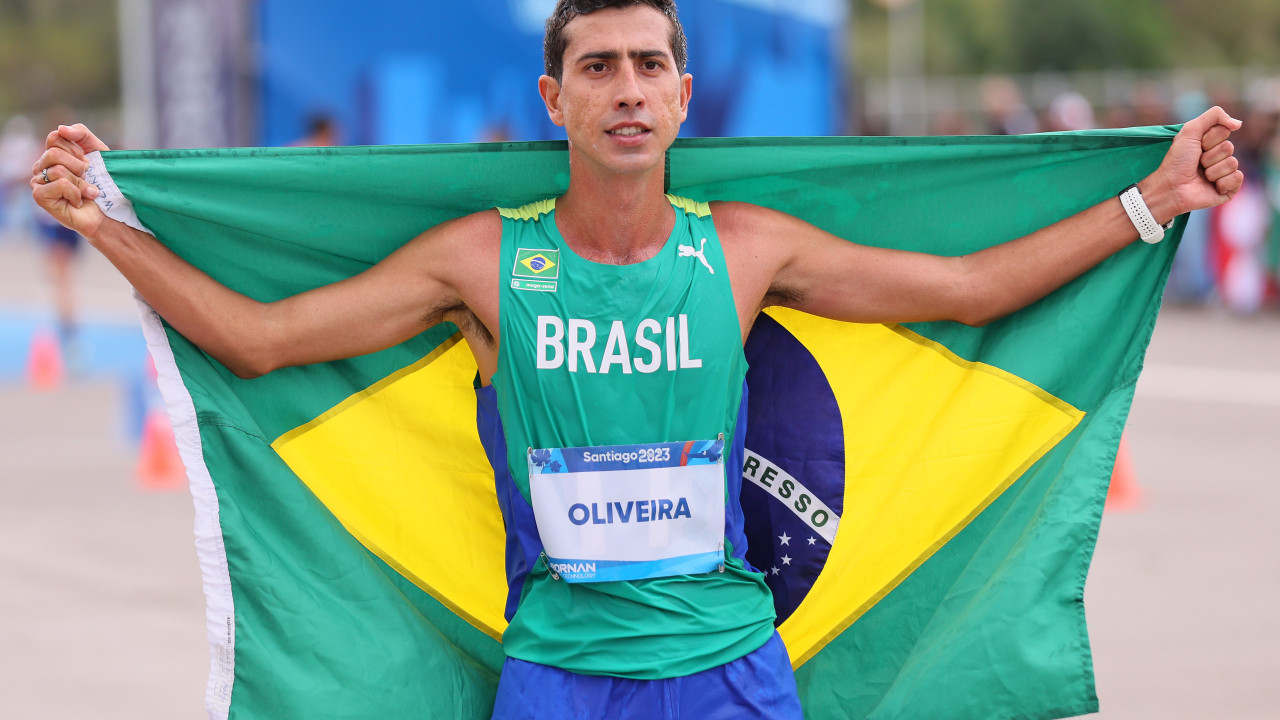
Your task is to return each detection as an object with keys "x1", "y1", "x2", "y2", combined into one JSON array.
[
  {"x1": 761, "y1": 308, "x2": 1084, "y2": 668},
  {"x1": 272, "y1": 335, "x2": 509, "y2": 639}
]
